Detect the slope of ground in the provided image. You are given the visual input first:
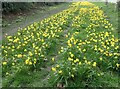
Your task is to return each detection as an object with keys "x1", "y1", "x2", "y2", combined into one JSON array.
[{"x1": 2, "y1": 2, "x2": 119, "y2": 88}]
